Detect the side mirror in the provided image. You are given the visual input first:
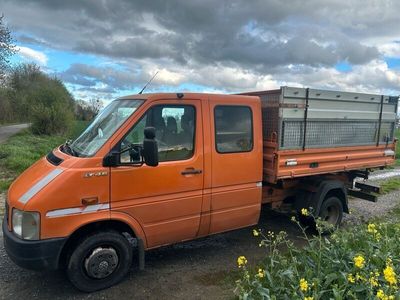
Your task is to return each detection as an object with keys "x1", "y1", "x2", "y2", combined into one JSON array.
[
  {"x1": 142, "y1": 127, "x2": 158, "y2": 167},
  {"x1": 103, "y1": 151, "x2": 119, "y2": 167}
]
